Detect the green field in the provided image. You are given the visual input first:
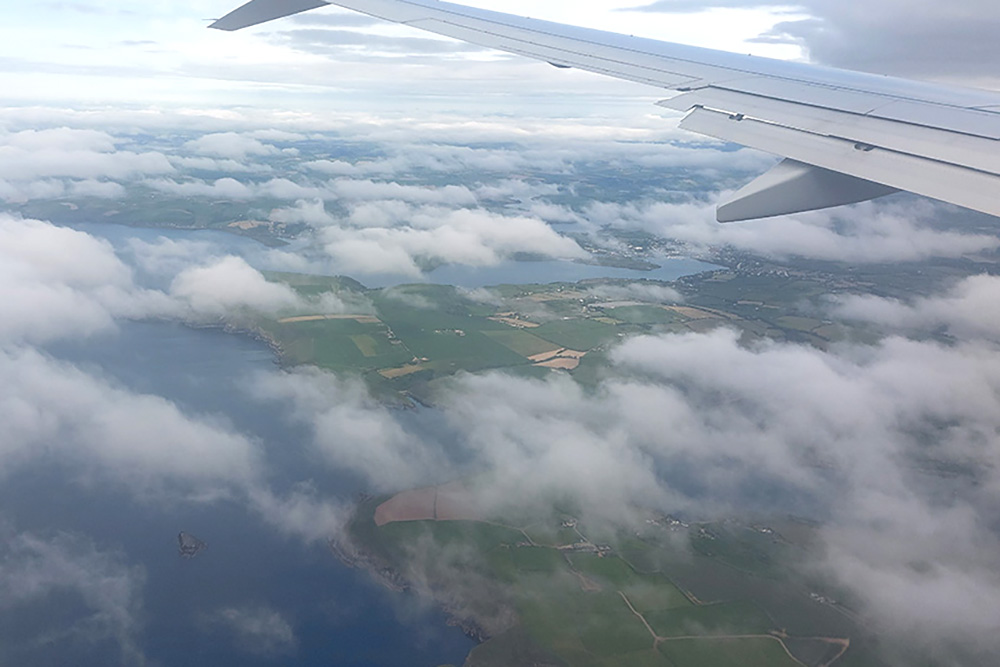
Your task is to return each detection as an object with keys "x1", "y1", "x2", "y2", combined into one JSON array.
[
  {"x1": 344, "y1": 498, "x2": 868, "y2": 667},
  {"x1": 603, "y1": 306, "x2": 683, "y2": 326},
  {"x1": 658, "y1": 637, "x2": 802, "y2": 667},
  {"x1": 533, "y1": 319, "x2": 620, "y2": 350},
  {"x1": 482, "y1": 329, "x2": 562, "y2": 357},
  {"x1": 644, "y1": 601, "x2": 773, "y2": 637},
  {"x1": 243, "y1": 267, "x2": 887, "y2": 407}
]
